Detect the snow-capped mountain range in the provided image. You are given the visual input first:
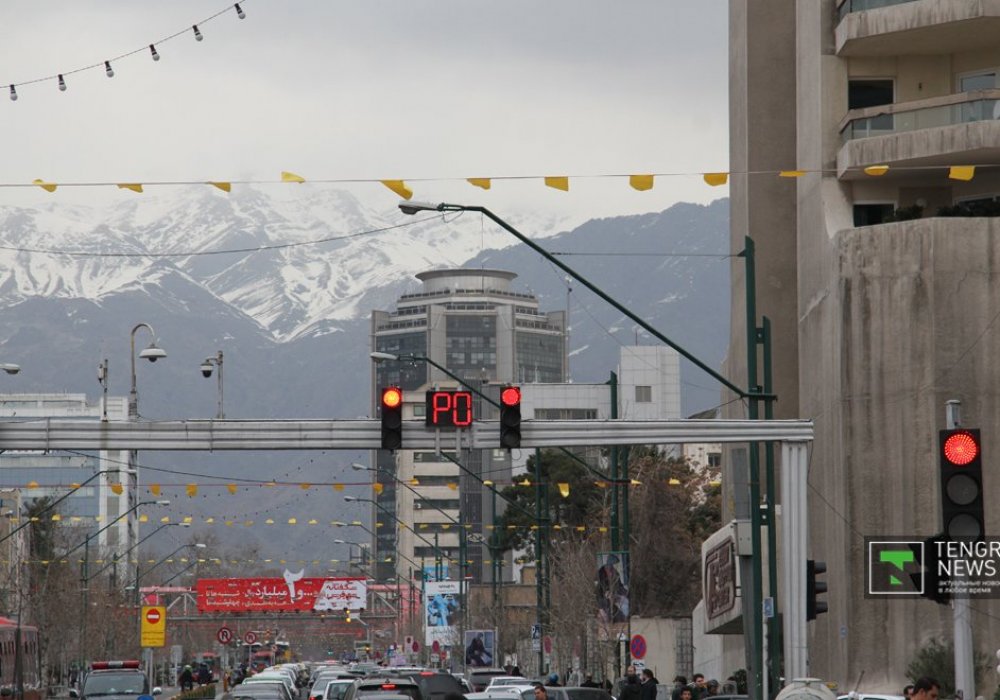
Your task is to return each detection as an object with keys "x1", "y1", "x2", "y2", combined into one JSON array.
[{"x1": 0, "y1": 187, "x2": 729, "y2": 557}]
